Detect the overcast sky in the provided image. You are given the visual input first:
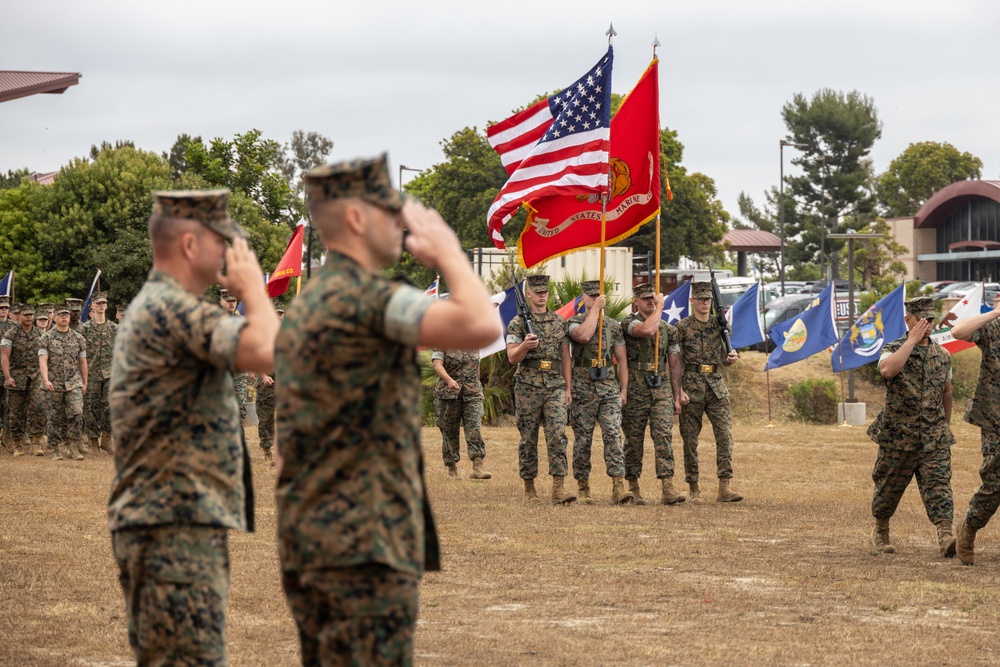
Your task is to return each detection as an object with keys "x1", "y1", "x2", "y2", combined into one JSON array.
[{"x1": 3, "y1": 0, "x2": 998, "y2": 234}]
